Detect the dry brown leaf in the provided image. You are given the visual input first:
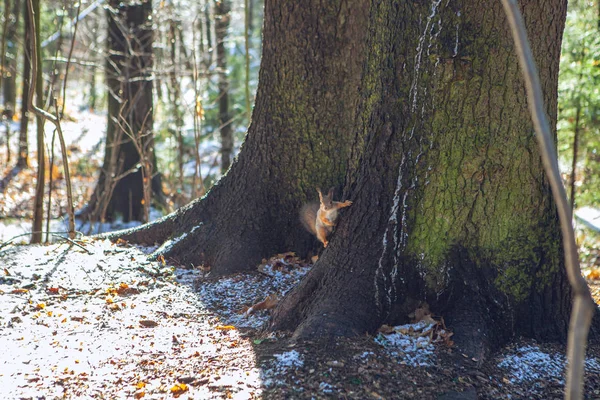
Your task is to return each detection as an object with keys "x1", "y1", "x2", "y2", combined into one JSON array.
[
  {"x1": 139, "y1": 320, "x2": 158, "y2": 328},
  {"x1": 377, "y1": 324, "x2": 395, "y2": 334}
]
